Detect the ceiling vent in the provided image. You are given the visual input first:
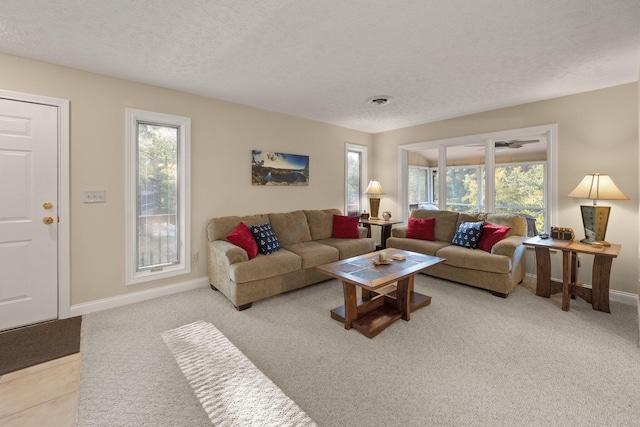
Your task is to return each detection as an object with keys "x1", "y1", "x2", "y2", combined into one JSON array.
[{"x1": 367, "y1": 96, "x2": 393, "y2": 106}]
